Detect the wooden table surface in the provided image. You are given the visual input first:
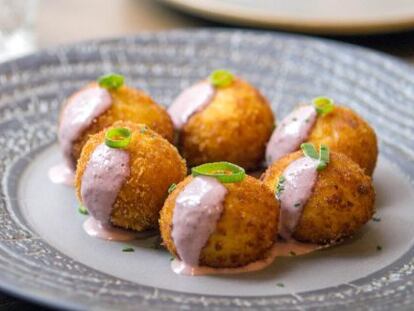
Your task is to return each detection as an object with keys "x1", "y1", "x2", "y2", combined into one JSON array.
[{"x1": 3, "y1": 0, "x2": 414, "y2": 309}]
